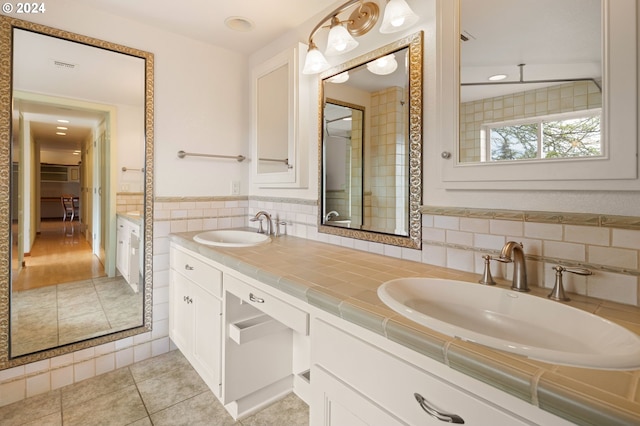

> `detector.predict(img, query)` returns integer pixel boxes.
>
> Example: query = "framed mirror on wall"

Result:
[439,0,638,189]
[318,31,423,249]
[0,16,155,369]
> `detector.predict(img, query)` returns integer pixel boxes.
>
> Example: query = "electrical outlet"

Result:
[231,181,240,195]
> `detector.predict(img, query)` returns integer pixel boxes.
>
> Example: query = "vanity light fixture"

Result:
[302,0,419,74]
[366,53,398,75]
[327,71,350,83]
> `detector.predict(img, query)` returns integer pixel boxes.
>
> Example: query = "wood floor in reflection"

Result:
[12,220,105,292]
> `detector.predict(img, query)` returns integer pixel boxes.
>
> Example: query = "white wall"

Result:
[3,0,250,197]
[250,0,640,216]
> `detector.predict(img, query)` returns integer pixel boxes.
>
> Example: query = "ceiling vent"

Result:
[50,59,77,70]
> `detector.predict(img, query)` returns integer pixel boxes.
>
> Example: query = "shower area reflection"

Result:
[323,101,362,229]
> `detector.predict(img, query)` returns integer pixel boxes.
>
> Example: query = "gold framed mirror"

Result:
[318,31,423,249]
[0,16,154,369]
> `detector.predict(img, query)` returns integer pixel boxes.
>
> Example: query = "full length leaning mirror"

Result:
[0,16,154,369]
[318,31,423,249]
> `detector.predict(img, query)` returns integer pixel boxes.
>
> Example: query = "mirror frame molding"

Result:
[0,16,155,369]
[318,31,423,249]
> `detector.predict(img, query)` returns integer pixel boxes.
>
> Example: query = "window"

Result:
[483,109,602,162]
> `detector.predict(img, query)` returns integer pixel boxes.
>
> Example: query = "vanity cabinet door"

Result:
[191,281,222,397]
[311,366,402,426]
[169,270,193,353]
[312,319,531,426]
[116,218,130,282]
[169,245,223,398]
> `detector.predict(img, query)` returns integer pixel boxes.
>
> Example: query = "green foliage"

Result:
[489,115,601,161]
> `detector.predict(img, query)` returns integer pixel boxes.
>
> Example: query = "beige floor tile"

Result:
[128,350,191,383]
[62,385,147,426]
[150,391,237,426]
[136,364,209,414]
[240,393,309,426]
[0,390,61,426]
[61,368,135,409]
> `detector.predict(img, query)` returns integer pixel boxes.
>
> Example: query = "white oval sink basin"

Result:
[193,230,270,247]
[378,278,640,370]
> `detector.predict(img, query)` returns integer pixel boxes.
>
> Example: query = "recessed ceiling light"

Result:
[488,74,507,81]
[225,16,254,32]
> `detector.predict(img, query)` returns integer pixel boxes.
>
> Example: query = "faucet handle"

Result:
[548,265,592,302]
[250,217,264,234]
[275,220,287,237]
[478,255,497,286]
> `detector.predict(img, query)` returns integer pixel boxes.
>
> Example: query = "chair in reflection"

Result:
[61,195,79,222]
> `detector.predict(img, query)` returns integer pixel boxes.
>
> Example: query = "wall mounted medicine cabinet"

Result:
[251,43,309,188]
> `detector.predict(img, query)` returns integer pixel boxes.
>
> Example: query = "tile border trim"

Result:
[421,206,640,230]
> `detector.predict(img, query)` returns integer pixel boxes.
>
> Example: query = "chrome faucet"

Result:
[251,211,272,235]
[325,210,339,221]
[499,241,529,292]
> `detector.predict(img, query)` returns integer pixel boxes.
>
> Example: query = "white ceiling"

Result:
[67,0,340,55]
[460,0,602,102]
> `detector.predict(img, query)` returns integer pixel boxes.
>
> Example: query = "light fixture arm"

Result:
[306,0,366,45]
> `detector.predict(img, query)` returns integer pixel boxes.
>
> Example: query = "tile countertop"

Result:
[117,212,143,225]
[169,231,640,426]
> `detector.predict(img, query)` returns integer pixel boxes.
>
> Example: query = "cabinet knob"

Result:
[414,393,464,424]
[184,264,195,271]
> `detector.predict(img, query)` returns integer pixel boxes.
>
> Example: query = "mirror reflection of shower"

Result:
[323,101,364,229]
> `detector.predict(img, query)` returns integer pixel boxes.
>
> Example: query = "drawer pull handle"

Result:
[414,393,464,424]
[183,296,193,304]
[184,264,195,271]
[249,293,265,303]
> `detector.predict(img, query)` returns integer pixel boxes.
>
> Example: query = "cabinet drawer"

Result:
[225,274,309,335]
[313,319,529,426]
[170,246,222,297]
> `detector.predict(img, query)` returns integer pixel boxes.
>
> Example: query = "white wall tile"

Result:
[51,366,74,390]
[490,220,523,237]
[588,272,638,305]
[73,360,95,383]
[612,229,640,250]
[422,245,447,267]
[460,217,489,233]
[447,248,475,272]
[565,225,610,246]
[446,230,473,246]
[524,222,563,240]
[115,348,134,369]
[544,241,586,262]
[94,354,115,376]
[588,246,638,270]
[423,227,446,242]
[434,215,459,230]
[26,373,50,398]
[474,233,505,251]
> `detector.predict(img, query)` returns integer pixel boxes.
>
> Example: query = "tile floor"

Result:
[11,276,143,357]
[0,350,309,425]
